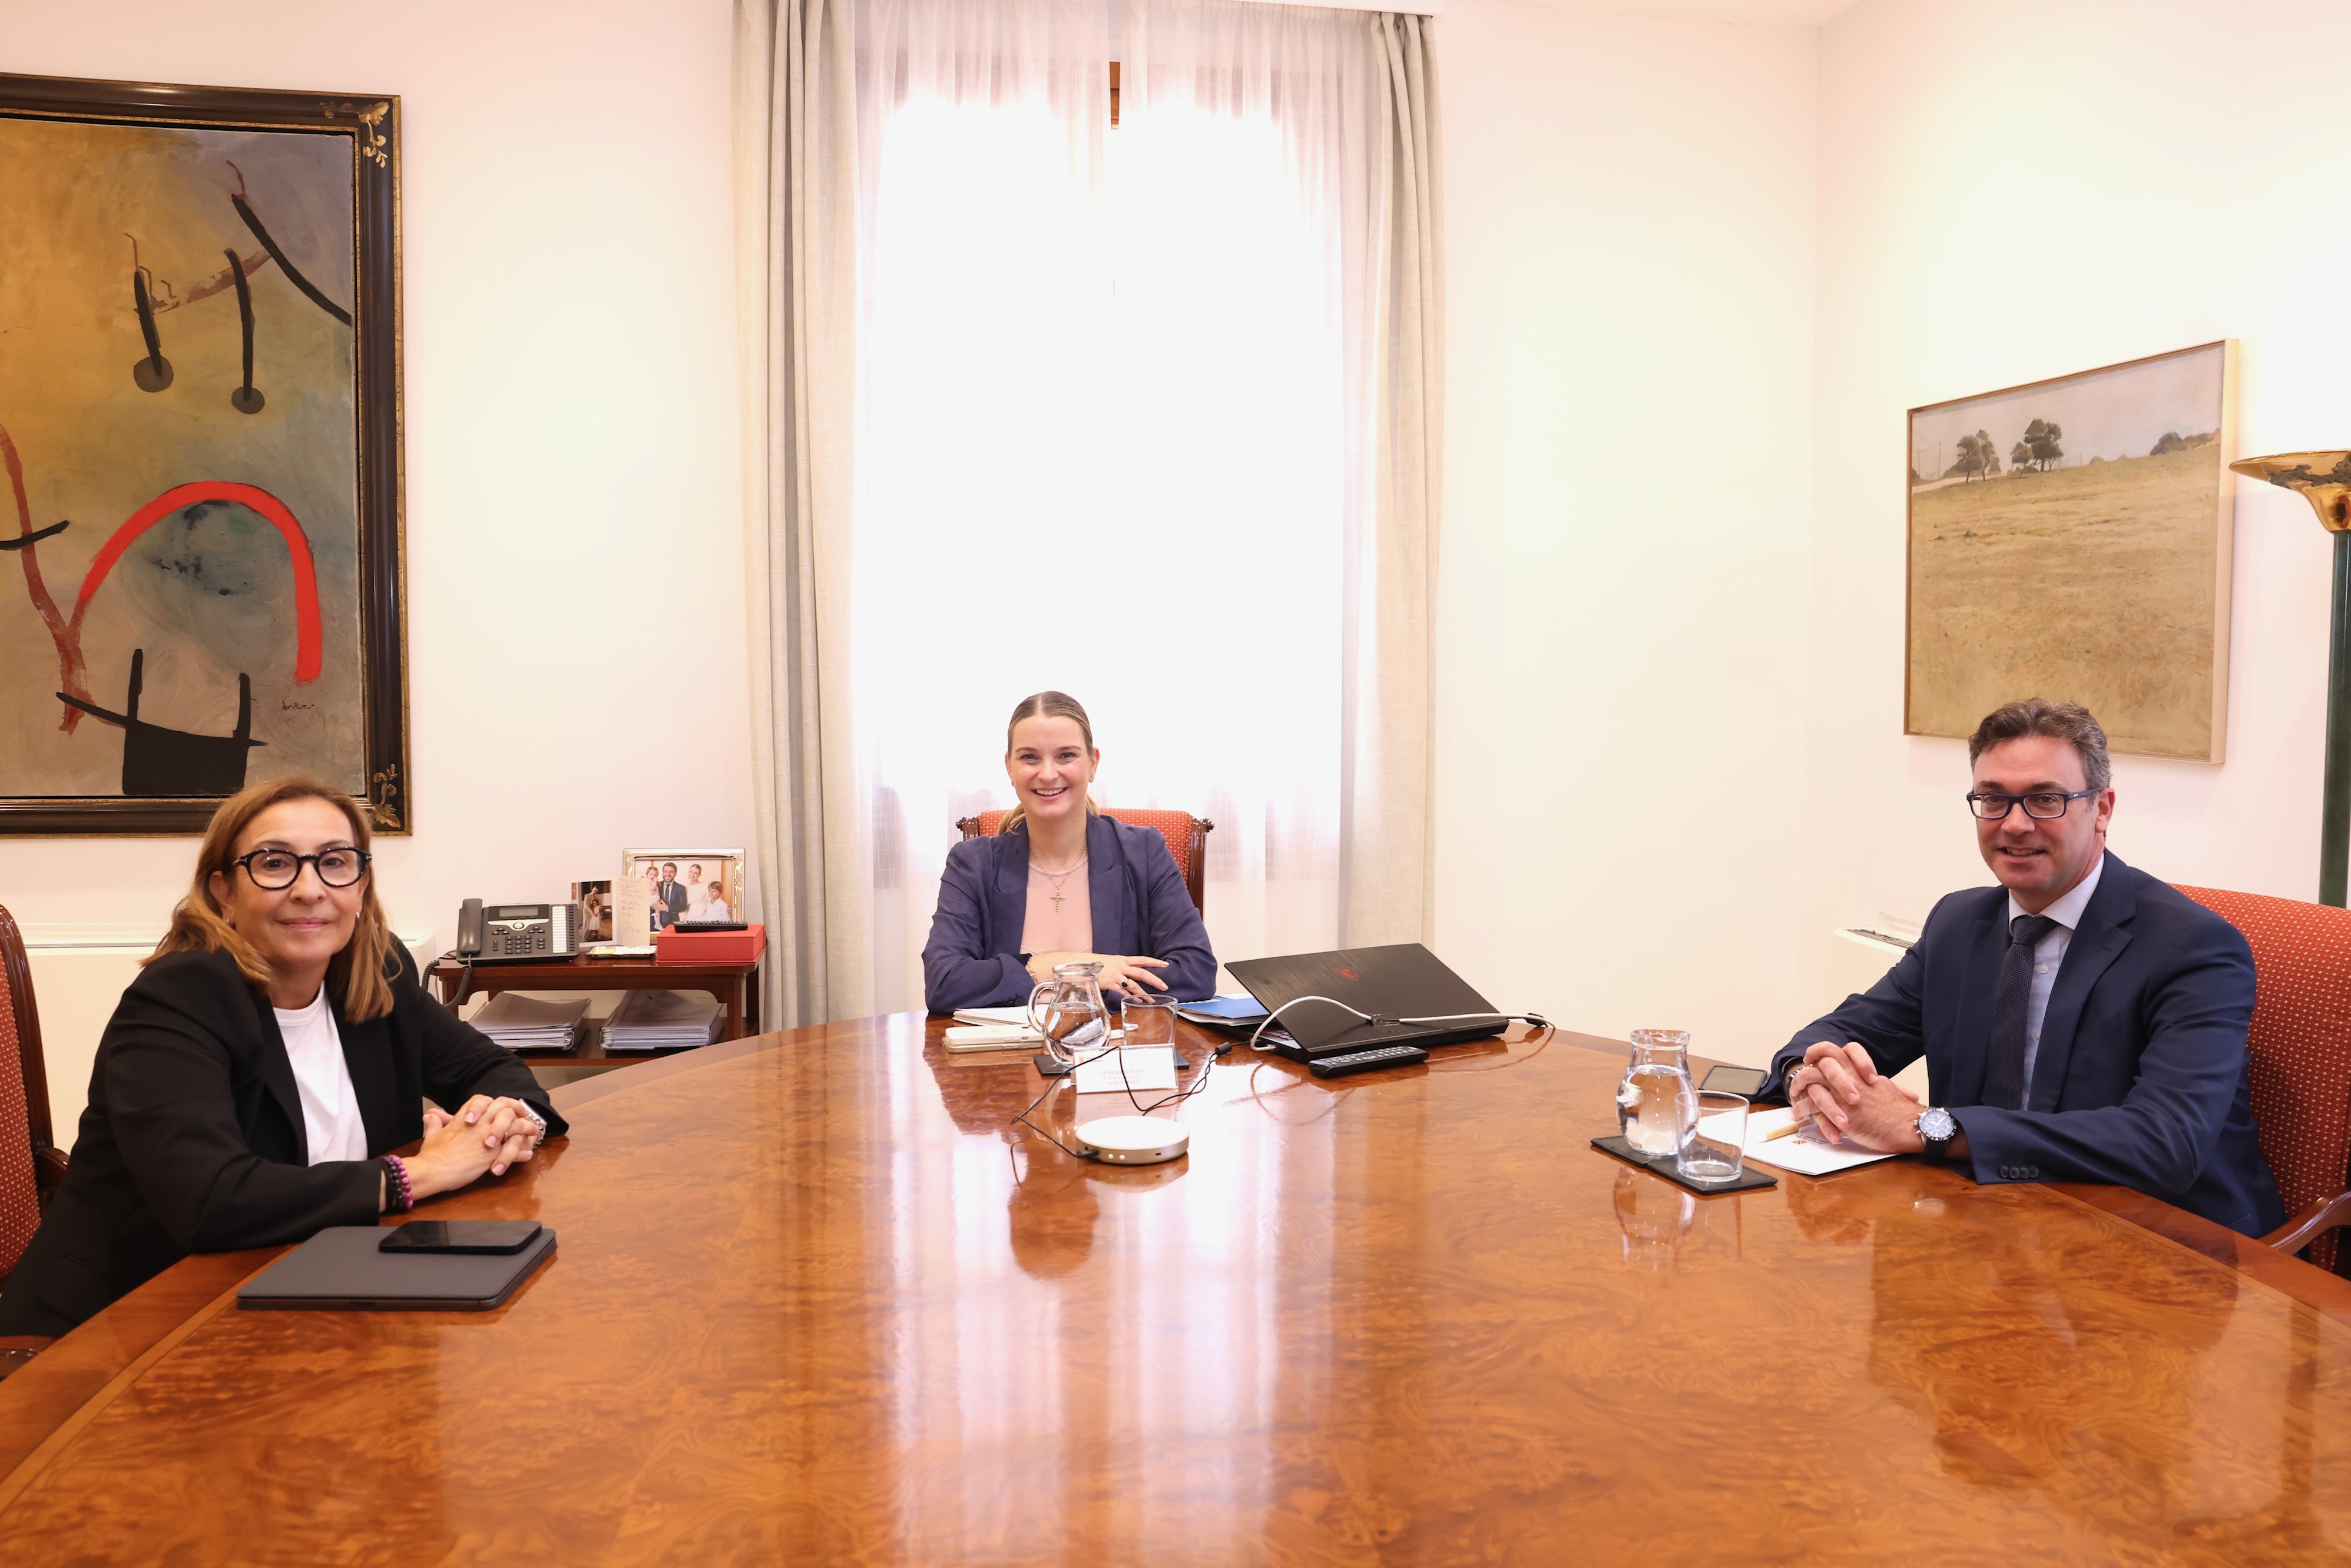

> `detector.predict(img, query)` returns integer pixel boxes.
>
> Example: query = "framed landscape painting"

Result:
[0,72,406,834]
[1906,342,2236,761]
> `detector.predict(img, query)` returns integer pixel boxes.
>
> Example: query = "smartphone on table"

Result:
[378,1220,543,1255]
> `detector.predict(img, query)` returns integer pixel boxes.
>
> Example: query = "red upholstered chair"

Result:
[2174,886,2351,1274]
[954,810,1213,916]
[1,903,65,1377]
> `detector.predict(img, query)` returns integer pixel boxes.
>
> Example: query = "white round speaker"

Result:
[1074,1115,1190,1166]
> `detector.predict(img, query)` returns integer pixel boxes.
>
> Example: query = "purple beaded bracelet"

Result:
[382,1153,414,1213]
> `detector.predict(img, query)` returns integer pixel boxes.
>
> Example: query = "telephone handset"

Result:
[453,900,578,963]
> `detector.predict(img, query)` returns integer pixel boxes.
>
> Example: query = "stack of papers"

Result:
[945,1023,1045,1051]
[604,990,723,1052]
[469,994,589,1053]
[953,1006,1033,1027]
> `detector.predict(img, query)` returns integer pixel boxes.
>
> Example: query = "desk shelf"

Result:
[426,954,763,1086]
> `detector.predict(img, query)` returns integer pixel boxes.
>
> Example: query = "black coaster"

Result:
[1590,1135,1778,1195]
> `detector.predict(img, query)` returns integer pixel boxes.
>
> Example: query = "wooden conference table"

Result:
[3,1016,2350,1564]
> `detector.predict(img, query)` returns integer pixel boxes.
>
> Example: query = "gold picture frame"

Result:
[1906,341,2237,761]
[623,847,746,934]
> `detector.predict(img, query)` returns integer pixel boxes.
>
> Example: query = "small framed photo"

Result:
[623,848,746,933]
[571,880,614,943]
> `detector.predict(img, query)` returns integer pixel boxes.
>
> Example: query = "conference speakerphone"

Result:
[1074,1115,1190,1165]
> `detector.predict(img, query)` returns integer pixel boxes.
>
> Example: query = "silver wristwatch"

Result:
[1916,1106,1956,1164]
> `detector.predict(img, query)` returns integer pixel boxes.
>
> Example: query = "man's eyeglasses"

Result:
[1966,790,2099,821]
[230,848,372,890]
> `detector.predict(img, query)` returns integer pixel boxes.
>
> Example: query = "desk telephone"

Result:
[455,899,580,963]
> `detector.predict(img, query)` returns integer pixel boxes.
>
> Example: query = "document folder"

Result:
[238,1224,558,1311]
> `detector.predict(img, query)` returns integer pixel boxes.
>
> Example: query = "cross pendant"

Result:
[1049,891,1064,910]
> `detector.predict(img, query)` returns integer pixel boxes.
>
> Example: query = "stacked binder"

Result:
[469,994,590,1053]
[604,990,724,1052]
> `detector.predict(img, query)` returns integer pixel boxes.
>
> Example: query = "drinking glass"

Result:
[1676,1091,1748,1185]
[1028,962,1111,1068]
[1118,994,1180,1057]
[1617,1029,1696,1156]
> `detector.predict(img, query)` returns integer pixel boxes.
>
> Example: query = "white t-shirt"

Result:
[273,987,369,1165]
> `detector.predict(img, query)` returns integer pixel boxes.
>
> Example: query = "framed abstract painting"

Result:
[0,71,406,833]
[1906,342,2236,761]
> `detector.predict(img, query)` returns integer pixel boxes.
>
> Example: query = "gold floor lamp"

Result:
[2231,451,2351,906]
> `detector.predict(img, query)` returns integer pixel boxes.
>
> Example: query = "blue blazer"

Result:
[1770,853,2284,1237]
[922,813,1217,1012]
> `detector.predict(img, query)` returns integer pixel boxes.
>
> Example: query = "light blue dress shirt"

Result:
[2005,853,2105,1105]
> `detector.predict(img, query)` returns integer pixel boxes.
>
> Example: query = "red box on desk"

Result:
[655,923,767,965]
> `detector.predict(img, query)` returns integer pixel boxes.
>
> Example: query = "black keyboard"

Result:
[1307,1043,1431,1079]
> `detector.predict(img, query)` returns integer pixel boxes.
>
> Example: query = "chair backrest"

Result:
[2174,884,2351,1272]
[954,810,1213,916]
[0,904,55,1285]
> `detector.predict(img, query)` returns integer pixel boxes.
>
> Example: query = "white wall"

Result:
[0,0,753,1125]
[15,0,2339,1108]
[1434,0,1819,1065]
[1802,0,2351,1007]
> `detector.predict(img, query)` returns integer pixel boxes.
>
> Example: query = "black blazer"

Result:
[1769,853,2284,1236]
[0,944,567,1337]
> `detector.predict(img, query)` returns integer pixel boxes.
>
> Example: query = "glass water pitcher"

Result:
[1028,961,1112,1069]
[1617,1029,1697,1157]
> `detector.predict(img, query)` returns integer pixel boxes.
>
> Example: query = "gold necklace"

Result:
[1032,855,1087,911]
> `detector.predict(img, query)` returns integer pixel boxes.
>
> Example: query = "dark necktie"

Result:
[1982,914,2058,1110]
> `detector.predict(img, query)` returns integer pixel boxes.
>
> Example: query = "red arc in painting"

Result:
[3,420,321,733]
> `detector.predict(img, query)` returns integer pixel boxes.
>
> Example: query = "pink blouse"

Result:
[1019,857,1094,956]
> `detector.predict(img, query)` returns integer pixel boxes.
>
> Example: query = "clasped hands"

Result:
[413,1095,545,1191]
[1787,1042,1920,1153]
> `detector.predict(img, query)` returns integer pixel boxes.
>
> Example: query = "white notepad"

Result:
[953,1006,1034,1027]
[1717,1107,1899,1176]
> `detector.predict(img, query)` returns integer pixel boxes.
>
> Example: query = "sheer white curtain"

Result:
[845,0,1429,1012]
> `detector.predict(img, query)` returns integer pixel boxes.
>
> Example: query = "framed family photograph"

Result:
[0,71,408,833]
[623,848,745,933]
[1906,340,2236,761]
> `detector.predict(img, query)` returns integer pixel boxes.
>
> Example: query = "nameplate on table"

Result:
[1072,1046,1178,1094]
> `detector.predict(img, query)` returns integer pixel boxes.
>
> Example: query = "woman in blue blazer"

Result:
[922,691,1216,1012]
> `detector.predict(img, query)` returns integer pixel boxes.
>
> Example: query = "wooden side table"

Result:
[426,954,763,1080]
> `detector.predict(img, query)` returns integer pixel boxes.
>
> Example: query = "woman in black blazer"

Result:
[0,777,567,1338]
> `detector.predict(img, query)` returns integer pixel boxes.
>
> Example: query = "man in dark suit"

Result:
[1771,698,2283,1237]
[652,861,687,932]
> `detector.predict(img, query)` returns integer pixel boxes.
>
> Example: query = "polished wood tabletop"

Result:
[4,1015,2351,1564]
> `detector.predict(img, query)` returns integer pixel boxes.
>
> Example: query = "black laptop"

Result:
[1224,943,1506,1061]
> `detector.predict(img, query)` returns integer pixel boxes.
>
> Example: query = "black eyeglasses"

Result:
[230,847,372,890]
[1966,790,2099,821]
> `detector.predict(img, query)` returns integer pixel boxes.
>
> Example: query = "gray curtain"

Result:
[736,0,868,1027]
[1340,11,1443,947]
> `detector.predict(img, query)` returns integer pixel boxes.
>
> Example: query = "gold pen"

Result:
[1761,1113,1817,1142]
